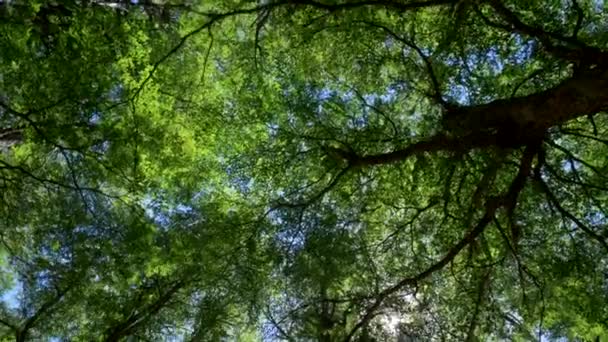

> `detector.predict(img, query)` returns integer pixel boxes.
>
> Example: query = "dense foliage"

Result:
[1,0,608,340]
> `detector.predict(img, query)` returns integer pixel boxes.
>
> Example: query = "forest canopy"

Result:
[1,0,608,340]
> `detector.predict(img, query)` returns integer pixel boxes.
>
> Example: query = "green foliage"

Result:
[0,0,607,340]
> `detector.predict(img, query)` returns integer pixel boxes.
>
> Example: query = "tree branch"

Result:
[535,174,608,252]
[465,268,492,342]
[104,279,186,342]
[484,0,602,63]
[570,0,584,39]
[360,21,446,106]
[16,285,72,342]
[131,0,456,100]
[344,143,537,341]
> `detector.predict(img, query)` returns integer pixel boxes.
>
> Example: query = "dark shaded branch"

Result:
[545,140,608,180]
[0,317,17,331]
[264,307,294,342]
[345,144,537,341]
[0,128,23,144]
[444,70,608,134]
[275,165,351,208]
[494,218,527,299]
[485,0,603,63]
[0,159,120,199]
[330,72,608,170]
[378,200,439,248]
[285,0,455,12]
[546,168,608,192]
[511,68,545,98]
[465,269,491,342]
[536,174,608,252]
[570,0,584,39]
[132,0,456,100]
[560,129,608,146]
[360,21,446,105]
[16,285,72,342]
[104,279,186,342]
[345,207,496,341]
[345,133,482,167]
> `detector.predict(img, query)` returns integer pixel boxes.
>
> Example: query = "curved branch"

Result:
[104,279,186,342]
[131,0,456,100]
[571,0,584,39]
[536,174,608,252]
[16,285,72,342]
[345,206,496,341]
[511,68,545,98]
[0,317,17,331]
[485,0,603,63]
[275,165,351,209]
[344,143,537,341]
[360,21,446,105]
[546,140,608,180]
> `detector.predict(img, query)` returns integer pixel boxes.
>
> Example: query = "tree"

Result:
[1,0,608,340]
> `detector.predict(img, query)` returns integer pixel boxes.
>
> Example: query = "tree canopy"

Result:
[1,0,608,340]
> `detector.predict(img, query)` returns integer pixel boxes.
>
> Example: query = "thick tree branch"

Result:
[322,66,608,170]
[571,0,584,39]
[345,207,496,341]
[444,69,608,133]
[345,144,537,341]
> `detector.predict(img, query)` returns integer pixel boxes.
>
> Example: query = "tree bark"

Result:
[343,64,608,168]
[444,67,608,135]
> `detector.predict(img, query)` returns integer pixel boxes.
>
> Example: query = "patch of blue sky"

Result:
[175,203,193,215]
[0,279,21,310]
[348,115,368,129]
[225,163,254,195]
[266,122,279,137]
[317,88,334,101]
[141,195,195,229]
[561,158,582,173]
[539,331,570,342]
[379,86,399,103]
[586,210,606,226]
[486,47,505,73]
[159,329,186,342]
[107,83,124,102]
[34,269,53,289]
[339,90,355,102]
[448,82,472,105]
[274,228,306,255]
[592,0,604,13]
[91,140,110,154]
[511,36,535,65]
[89,110,102,124]
[266,209,284,226]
